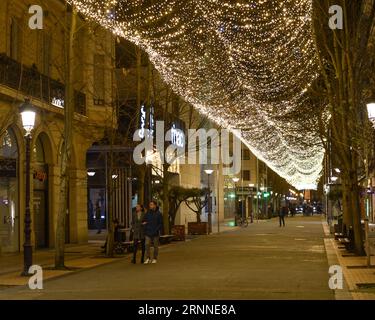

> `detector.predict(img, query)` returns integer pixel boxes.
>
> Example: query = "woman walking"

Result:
[131,204,146,264]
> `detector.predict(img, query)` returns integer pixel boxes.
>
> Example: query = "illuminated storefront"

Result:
[0,128,19,253]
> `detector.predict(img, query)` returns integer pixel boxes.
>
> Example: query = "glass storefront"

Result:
[0,129,19,253]
[86,146,133,231]
[33,136,49,248]
[223,178,235,219]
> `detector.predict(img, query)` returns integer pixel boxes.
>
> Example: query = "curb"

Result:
[321,219,353,300]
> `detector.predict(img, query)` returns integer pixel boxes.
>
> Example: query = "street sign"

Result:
[235,186,257,194]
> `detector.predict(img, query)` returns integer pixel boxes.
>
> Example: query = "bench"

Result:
[338,237,352,251]
[114,240,134,254]
[334,232,345,240]
[159,235,175,245]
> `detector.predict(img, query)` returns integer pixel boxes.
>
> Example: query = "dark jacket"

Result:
[144,209,163,237]
[131,211,145,240]
[114,224,122,242]
[280,206,288,217]
[95,206,101,220]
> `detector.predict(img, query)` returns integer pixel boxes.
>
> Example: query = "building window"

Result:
[242,170,251,181]
[33,137,45,163]
[43,34,51,76]
[37,32,52,76]
[9,17,22,61]
[242,149,250,160]
[94,54,105,105]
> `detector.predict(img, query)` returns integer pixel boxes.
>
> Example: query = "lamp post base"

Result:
[21,244,33,276]
[208,213,212,234]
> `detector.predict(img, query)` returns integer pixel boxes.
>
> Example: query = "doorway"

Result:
[33,189,48,248]
[33,136,49,248]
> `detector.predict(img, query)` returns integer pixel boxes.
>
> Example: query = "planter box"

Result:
[188,222,208,235]
[171,225,185,241]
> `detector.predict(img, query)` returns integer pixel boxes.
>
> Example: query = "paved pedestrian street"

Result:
[0,216,335,300]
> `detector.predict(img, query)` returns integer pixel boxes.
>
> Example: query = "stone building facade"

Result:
[0,0,115,253]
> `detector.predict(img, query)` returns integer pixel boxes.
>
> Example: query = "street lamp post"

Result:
[366,101,375,267]
[19,98,36,276]
[205,169,214,234]
[232,177,240,225]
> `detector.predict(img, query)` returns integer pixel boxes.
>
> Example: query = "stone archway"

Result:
[32,132,53,248]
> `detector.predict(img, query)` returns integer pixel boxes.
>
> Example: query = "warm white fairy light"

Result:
[69,0,324,189]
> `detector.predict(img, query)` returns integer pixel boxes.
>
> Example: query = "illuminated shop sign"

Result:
[51,97,64,108]
[33,169,47,182]
[138,104,146,139]
[170,123,185,148]
[138,105,185,148]
[138,104,155,139]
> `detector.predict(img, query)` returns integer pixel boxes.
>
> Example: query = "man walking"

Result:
[144,200,163,264]
[279,205,288,227]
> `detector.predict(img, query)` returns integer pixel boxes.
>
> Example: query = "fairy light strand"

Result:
[68,0,324,190]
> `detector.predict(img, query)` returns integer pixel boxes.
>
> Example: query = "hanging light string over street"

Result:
[68,0,324,189]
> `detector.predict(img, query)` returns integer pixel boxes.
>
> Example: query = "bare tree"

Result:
[312,0,375,255]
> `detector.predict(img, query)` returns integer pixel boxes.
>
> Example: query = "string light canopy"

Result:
[68,0,324,190]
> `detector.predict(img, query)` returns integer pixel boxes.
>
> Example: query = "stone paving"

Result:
[0,216,335,300]
[322,221,375,300]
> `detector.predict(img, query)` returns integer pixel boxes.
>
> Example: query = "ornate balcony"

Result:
[0,53,86,116]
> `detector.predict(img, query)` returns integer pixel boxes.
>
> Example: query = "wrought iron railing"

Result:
[0,53,86,116]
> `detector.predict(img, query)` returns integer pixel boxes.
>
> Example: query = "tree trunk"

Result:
[55,6,77,269]
[138,165,146,205]
[342,180,352,234]
[162,164,170,234]
[196,212,201,223]
[135,45,146,206]
[106,147,115,257]
[348,178,365,255]
[106,182,114,257]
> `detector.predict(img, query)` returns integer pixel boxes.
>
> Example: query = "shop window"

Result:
[9,17,22,61]
[0,129,18,158]
[0,128,19,252]
[94,54,105,104]
[37,32,52,76]
[33,137,45,163]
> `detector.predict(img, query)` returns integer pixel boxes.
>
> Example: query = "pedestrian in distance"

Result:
[101,219,121,253]
[143,200,163,264]
[131,204,146,264]
[279,205,288,227]
[95,202,102,234]
[309,205,314,216]
[290,205,296,217]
